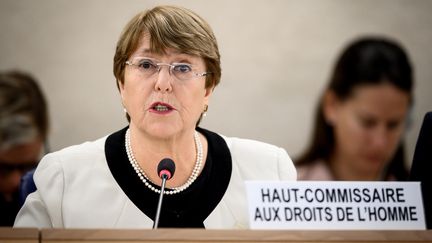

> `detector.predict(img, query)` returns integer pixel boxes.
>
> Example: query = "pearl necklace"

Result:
[125,128,203,195]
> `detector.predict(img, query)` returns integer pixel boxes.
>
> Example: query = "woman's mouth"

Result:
[364,154,386,164]
[150,102,174,113]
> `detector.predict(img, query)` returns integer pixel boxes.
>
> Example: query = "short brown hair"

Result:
[113,5,221,90]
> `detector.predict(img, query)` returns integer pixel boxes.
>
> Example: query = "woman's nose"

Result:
[9,169,23,191]
[371,127,389,149]
[154,67,173,93]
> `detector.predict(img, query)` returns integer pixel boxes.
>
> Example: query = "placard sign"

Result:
[246,181,425,230]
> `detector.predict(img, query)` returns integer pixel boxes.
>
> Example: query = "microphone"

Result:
[153,158,176,229]
[158,158,175,181]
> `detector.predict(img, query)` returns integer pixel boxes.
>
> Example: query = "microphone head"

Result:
[157,158,176,180]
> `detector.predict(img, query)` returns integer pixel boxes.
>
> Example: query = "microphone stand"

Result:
[153,174,168,229]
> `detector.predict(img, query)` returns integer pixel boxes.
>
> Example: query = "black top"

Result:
[105,127,232,228]
[0,191,20,226]
[409,111,432,229]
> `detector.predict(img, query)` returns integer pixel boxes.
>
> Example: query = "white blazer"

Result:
[14,133,296,229]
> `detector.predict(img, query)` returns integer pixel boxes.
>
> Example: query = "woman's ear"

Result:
[203,86,213,103]
[117,80,127,109]
[118,80,125,98]
[323,90,339,126]
[118,80,124,91]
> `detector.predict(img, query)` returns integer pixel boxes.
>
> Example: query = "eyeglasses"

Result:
[0,161,37,176]
[125,57,211,81]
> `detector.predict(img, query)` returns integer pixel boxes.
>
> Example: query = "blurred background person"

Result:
[0,70,49,226]
[295,36,413,181]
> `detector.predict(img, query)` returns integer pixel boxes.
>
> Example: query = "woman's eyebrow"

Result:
[134,48,152,56]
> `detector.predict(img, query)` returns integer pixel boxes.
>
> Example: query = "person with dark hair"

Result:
[14,5,296,229]
[296,36,413,181]
[0,70,49,226]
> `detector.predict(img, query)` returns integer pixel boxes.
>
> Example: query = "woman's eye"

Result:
[387,120,402,130]
[360,118,376,129]
[138,61,155,69]
[174,64,192,73]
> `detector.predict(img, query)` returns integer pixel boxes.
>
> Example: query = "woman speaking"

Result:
[14,5,296,229]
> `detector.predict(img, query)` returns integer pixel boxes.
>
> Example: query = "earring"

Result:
[203,104,208,117]
[123,107,127,113]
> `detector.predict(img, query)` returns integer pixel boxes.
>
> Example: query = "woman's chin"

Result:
[144,124,181,138]
[356,159,385,178]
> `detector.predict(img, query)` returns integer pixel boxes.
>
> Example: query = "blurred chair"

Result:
[18,169,36,206]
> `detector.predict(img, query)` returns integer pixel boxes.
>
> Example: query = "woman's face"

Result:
[119,35,212,139]
[0,137,43,200]
[324,83,410,177]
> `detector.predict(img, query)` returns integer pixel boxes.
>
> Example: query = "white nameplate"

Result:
[246,181,425,230]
